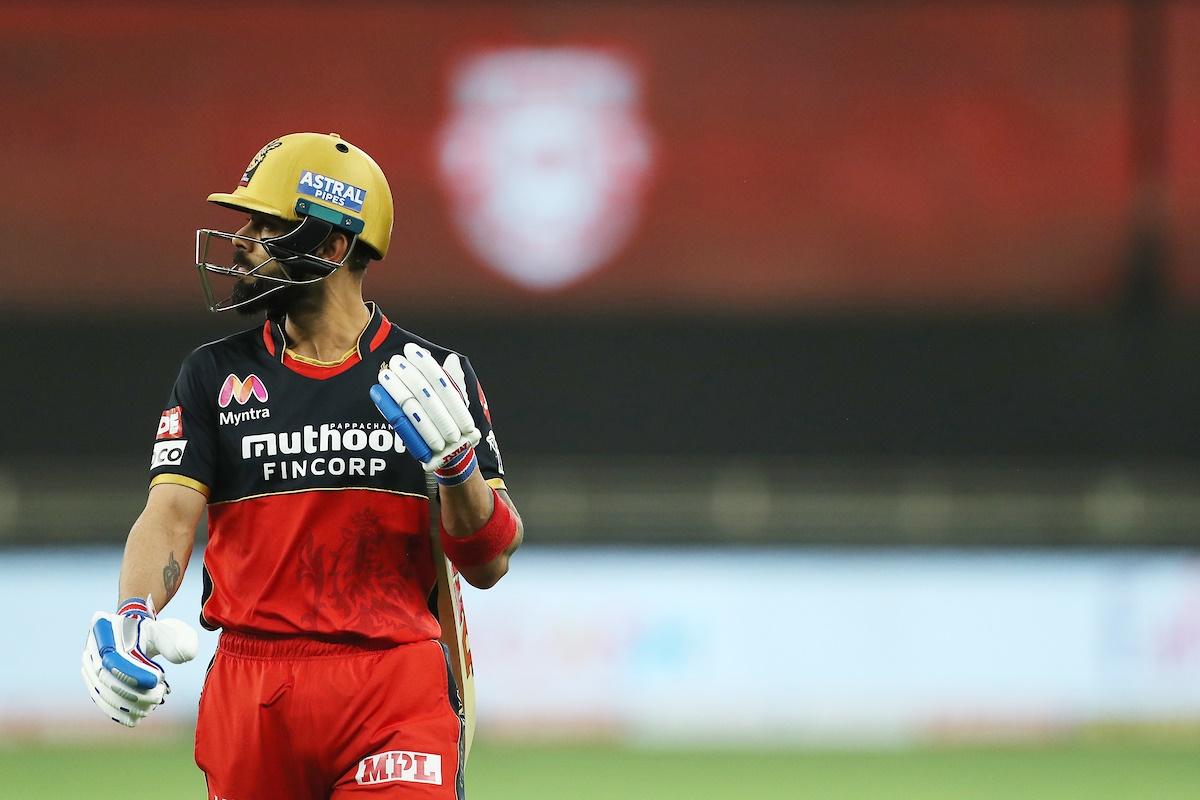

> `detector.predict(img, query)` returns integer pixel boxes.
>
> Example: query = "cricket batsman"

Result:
[80,132,523,798]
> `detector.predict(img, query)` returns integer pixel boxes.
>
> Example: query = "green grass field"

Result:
[1,739,1198,799]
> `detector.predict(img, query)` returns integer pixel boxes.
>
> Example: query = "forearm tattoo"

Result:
[163,551,181,595]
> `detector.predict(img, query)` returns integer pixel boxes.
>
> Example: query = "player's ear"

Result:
[319,230,352,264]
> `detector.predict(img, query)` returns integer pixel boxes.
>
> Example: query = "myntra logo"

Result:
[218,374,268,408]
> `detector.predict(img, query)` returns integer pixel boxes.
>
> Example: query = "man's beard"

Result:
[229,276,322,318]
[229,252,324,318]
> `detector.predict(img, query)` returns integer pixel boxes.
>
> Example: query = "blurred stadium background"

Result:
[3,1,1200,797]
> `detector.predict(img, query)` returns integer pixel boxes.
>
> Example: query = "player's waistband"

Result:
[218,630,426,659]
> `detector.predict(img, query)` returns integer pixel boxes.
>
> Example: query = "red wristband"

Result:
[440,488,518,568]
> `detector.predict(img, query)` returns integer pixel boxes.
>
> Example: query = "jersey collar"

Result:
[261,302,392,378]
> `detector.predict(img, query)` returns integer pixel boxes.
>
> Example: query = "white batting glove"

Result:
[81,597,198,727]
[370,344,482,485]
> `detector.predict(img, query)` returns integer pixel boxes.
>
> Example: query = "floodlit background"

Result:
[2,1,1199,798]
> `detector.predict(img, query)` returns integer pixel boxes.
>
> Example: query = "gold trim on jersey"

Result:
[284,346,358,367]
[485,477,507,491]
[208,485,430,506]
[149,473,211,498]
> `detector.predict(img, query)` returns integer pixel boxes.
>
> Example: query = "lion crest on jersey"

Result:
[437,48,654,290]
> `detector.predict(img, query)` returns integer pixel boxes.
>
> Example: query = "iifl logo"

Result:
[218,374,268,408]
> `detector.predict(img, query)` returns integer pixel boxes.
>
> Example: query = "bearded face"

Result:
[204,213,327,317]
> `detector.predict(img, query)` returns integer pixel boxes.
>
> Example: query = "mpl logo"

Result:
[355,750,442,786]
[438,48,654,290]
[218,374,268,408]
[156,406,184,440]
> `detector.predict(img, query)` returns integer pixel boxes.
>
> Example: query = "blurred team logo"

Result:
[238,139,282,187]
[218,374,269,408]
[156,406,184,440]
[438,48,654,290]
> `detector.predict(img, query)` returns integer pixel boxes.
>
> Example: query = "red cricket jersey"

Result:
[148,303,506,646]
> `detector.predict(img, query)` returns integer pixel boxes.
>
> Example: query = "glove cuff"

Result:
[434,445,478,487]
[117,597,154,620]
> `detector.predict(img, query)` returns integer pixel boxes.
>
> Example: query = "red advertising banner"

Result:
[2,2,1192,312]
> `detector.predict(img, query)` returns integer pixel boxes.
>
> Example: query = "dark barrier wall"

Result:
[3,313,1198,461]
[8,2,1200,312]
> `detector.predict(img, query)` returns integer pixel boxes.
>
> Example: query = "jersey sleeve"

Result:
[148,348,218,497]
[457,355,506,486]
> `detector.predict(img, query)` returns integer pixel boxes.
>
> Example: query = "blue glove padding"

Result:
[92,616,161,691]
[370,384,434,463]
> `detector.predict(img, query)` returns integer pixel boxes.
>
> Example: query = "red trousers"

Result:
[195,632,465,799]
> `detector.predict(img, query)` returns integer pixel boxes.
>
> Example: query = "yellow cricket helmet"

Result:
[208,132,394,259]
[195,133,395,312]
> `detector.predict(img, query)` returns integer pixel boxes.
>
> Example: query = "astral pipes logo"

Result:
[297,170,367,212]
[218,374,268,408]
